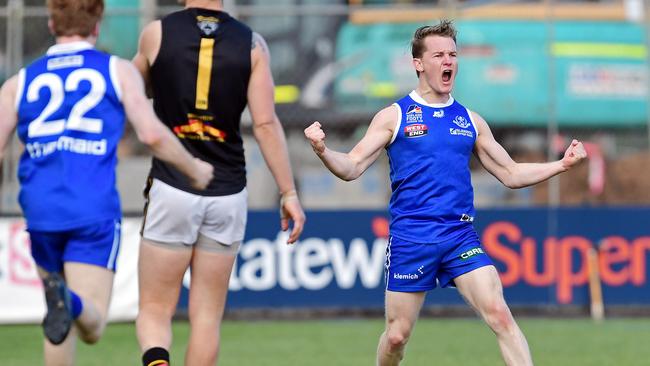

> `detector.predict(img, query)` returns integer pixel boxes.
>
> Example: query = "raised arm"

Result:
[116,58,213,190]
[248,32,304,243]
[472,110,586,189]
[0,75,19,161]
[304,105,396,181]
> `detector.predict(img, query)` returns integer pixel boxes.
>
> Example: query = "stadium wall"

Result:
[1,208,649,323]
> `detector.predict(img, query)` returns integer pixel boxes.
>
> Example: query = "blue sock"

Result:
[69,290,83,319]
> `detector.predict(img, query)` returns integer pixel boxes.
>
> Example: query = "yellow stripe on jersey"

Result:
[195,38,215,110]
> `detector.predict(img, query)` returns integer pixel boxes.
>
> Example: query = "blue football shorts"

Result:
[384,229,493,292]
[29,219,122,273]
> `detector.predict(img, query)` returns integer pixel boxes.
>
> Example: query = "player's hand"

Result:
[561,139,587,170]
[189,158,214,190]
[280,190,305,244]
[304,121,326,156]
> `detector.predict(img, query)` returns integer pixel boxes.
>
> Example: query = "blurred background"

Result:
[0,0,649,332]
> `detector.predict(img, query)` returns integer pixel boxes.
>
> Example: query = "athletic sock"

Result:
[69,290,83,320]
[142,347,170,366]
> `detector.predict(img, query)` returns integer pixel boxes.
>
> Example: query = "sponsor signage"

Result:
[218,208,650,308]
[1,208,649,323]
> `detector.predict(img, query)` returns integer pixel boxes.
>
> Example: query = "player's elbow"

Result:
[339,173,359,182]
[499,165,522,189]
[504,179,522,189]
[136,126,166,148]
[253,117,279,132]
[340,157,364,181]
[329,164,360,182]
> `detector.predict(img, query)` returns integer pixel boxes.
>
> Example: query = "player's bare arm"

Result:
[305,104,396,181]
[117,58,213,190]
[248,31,305,243]
[132,20,161,95]
[472,110,587,189]
[0,75,19,159]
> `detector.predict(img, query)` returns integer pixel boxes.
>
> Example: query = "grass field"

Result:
[1,318,649,365]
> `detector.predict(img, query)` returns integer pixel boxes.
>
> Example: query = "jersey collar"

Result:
[47,41,94,56]
[409,90,454,108]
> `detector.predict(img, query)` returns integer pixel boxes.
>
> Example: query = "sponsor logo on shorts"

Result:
[460,247,484,260]
[393,273,419,280]
[460,214,474,222]
[404,124,428,138]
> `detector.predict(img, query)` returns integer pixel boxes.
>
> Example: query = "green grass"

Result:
[1,318,649,365]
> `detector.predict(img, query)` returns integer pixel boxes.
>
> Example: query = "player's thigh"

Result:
[200,188,247,245]
[61,219,121,313]
[385,290,426,331]
[138,239,193,308]
[64,262,115,316]
[29,231,67,275]
[385,236,441,292]
[436,229,493,289]
[187,242,237,321]
[453,265,505,312]
[141,178,204,245]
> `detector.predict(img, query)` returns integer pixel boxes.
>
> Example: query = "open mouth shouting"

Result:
[442,69,453,83]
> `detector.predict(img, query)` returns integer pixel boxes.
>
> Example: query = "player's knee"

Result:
[78,322,106,344]
[386,328,410,350]
[79,327,105,344]
[483,301,515,333]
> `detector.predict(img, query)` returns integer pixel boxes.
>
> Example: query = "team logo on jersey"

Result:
[197,16,220,37]
[404,124,428,138]
[433,110,444,118]
[452,115,471,128]
[174,114,226,142]
[405,104,424,123]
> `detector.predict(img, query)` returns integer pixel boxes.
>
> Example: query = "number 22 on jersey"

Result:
[25,68,105,138]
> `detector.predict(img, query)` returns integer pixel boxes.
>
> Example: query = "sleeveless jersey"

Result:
[15,42,125,231]
[386,91,479,243]
[149,8,252,196]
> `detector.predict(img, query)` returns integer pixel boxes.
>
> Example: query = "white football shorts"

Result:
[141,178,247,248]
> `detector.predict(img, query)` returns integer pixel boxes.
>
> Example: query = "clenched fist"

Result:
[304,121,326,155]
[189,158,214,190]
[561,139,587,170]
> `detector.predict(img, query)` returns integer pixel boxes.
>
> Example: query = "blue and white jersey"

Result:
[386,91,479,244]
[15,41,125,231]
